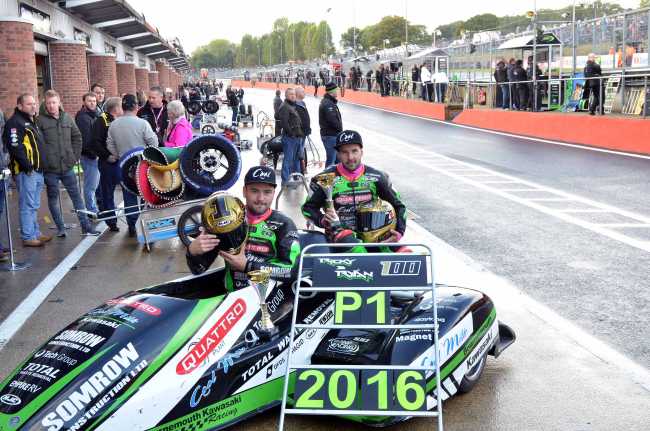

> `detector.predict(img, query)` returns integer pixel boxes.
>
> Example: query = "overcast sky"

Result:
[129,0,641,54]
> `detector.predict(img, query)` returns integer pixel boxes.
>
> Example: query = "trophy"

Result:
[248,269,278,340]
[315,173,337,210]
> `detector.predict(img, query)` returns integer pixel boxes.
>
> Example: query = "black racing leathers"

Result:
[186,209,301,291]
[302,164,407,235]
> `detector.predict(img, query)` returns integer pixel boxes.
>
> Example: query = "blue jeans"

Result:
[15,171,44,241]
[231,106,238,125]
[281,135,301,183]
[321,135,338,167]
[44,169,91,232]
[80,156,100,213]
[296,137,306,173]
[99,160,140,228]
[0,178,6,248]
[499,84,510,109]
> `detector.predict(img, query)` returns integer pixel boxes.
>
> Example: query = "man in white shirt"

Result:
[420,64,433,102]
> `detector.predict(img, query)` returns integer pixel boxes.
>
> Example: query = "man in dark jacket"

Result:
[226,85,239,125]
[91,97,122,232]
[527,57,544,112]
[584,53,603,115]
[411,64,420,97]
[137,86,168,146]
[75,92,100,214]
[295,87,311,175]
[494,59,509,109]
[273,90,283,136]
[38,90,98,237]
[318,82,342,167]
[2,93,52,246]
[277,88,303,185]
[506,58,518,109]
[513,60,528,111]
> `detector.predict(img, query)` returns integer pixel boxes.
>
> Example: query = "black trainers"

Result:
[56,229,67,238]
[81,227,101,236]
[108,224,120,232]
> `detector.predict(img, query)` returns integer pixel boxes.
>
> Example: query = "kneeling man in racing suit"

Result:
[302,130,407,246]
[187,165,301,290]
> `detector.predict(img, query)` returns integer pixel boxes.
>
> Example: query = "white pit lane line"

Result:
[348,122,650,254]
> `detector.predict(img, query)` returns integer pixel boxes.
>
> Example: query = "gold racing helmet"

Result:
[201,192,248,253]
[356,199,397,243]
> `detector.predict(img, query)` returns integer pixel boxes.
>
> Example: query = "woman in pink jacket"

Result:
[165,100,193,147]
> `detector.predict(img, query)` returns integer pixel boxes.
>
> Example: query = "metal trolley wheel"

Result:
[177,205,204,247]
[201,124,217,135]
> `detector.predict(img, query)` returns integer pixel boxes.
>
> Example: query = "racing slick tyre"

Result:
[187,100,202,115]
[177,205,204,247]
[201,124,217,135]
[118,146,144,196]
[179,134,241,197]
[202,100,219,114]
[458,354,487,393]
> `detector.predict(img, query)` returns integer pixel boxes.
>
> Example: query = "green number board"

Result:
[334,291,390,325]
[294,369,427,411]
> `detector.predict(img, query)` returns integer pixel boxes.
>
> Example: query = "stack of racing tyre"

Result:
[119,134,242,208]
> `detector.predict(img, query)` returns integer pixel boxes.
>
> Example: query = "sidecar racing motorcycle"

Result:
[0,232,514,431]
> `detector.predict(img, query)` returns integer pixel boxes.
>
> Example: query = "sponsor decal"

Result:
[327,338,360,354]
[48,330,106,353]
[276,335,291,352]
[418,313,474,368]
[318,258,355,268]
[335,269,373,283]
[246,243,271,254]
[397,333,432,343]
[240,351,274,382]
[267,288,285,314]
[189,348,245,408]
[467,329,494,367]
[8,381,41,394]
[80,317,121,329]
[87,308,139,325]
[176,299,247,375]
[334,193,373,206]
[380,260,422,276]
[318,309,334,325]
[40,342,140,431]
[302,298,334,325]
[251,167,272,180]
[106,299,161,316]
[146,217,175,231]
[18,363,61,383]
[0,394,21,406]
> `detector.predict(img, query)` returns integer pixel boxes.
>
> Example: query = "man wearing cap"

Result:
[187,165,301,291]
[302,130,407,244]
[318,82,342,167]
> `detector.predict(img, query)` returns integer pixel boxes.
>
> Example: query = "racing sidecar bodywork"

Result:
[0,239,514,431]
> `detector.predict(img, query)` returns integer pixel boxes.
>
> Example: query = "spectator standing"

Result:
[2,94,51,246]
[0,107,8,259]
[433,70,449,103]
[295,87,311,175]
[107,94,158,237]
[366,69,373,92]
[420,63,433,102]
[494,59,509,109]
[277,88,303,185]
[38,90,99,237]
[164,100,192,147]
[273,90,283,137]
[513,60,528,111]
[507,58,518,109]
[238,87,245,105]
[411,64,420,98]
[92,83,106,113]
[318,82,342,167]
[91,97,122,232]
[226,85,239,126]
[137,86,169,146]
[75,92,100,214]
[527,57,544,112]
[584,53,603,115]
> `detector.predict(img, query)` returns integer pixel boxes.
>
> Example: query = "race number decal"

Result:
[334,291,389,325]
[294,369,427,411]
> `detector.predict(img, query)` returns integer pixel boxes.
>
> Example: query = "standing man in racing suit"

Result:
[187,165,301,291]
[302,130,407,244]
